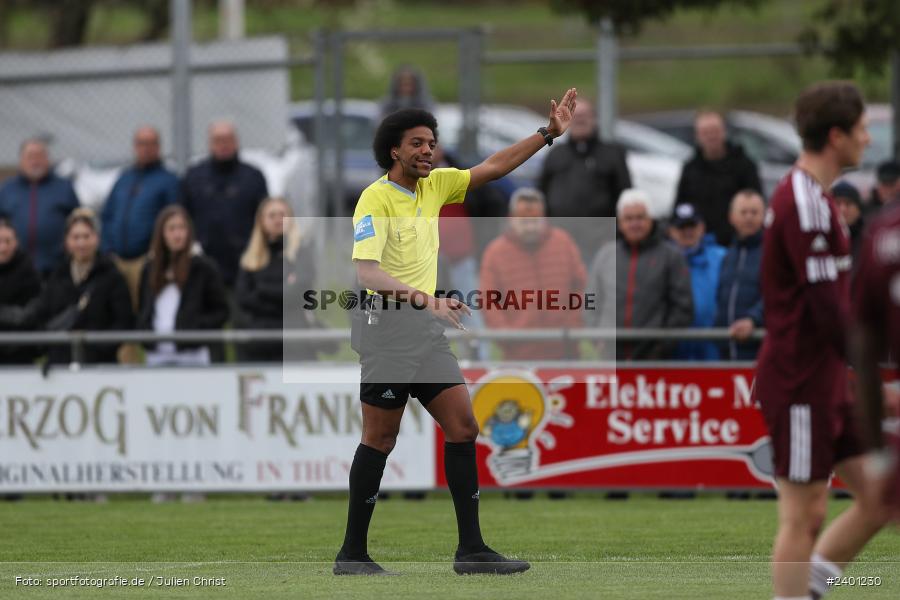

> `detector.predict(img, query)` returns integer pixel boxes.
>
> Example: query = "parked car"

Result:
[613,120,692,161]
[292,99,688,216]
[838,103,892,200]
[555,119,690,217]
[289,99,383,213]
[433,103,546,186]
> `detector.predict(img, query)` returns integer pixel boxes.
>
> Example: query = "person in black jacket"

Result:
[138,205,229,366]
[180,121,268,287]
[0,209,133,365]
[0,219,41,364]
[538,101,631,261]
[673,111,762,247]
[235,197,319,362]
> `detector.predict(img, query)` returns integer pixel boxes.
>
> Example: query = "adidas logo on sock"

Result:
[471,490,480,500]
[381,389,395,399]
[365,495,378,504]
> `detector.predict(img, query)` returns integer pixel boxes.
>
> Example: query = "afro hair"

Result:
[372,108,439,171]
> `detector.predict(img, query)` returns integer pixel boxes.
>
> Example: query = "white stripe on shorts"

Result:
[789,405,811,482]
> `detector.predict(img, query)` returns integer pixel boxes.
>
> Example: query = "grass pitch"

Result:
[0,494,898,599]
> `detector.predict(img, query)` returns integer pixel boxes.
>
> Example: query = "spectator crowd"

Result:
[0,121,319,367]
[0,103,890,366]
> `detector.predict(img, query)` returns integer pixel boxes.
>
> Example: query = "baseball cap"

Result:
[876,160,900,184]
[671,203,702,227]
[831,181,861,208]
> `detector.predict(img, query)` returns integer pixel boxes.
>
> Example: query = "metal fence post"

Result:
[218,0,245,40]
[459,28,483,165]
[313,29,329,218]
[892,50,900,160]
[70,332,85,366]
[171,0,193,173]
[331,32,345,218]
[597,18,617,143]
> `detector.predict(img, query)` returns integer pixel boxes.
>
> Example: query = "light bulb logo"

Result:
[471,371,556,482]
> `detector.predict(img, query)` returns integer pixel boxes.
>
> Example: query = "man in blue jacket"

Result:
[714,190,765,360]
[102,126,178,306]
[180,120,268,287]
[669,203,726,361]
[0,139,79,278]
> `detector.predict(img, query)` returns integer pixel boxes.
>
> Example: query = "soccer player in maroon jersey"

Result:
[755,81,889,600]
[852,202,900,523]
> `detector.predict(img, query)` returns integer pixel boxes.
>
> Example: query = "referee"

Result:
[334,88,577,576]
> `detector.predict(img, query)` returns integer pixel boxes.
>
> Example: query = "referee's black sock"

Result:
[444,441,486,554]
[339,443,388,559]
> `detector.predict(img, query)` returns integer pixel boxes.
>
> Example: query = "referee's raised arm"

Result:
[467,87,577,190]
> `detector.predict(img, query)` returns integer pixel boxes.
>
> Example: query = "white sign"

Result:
[0,366,434,493]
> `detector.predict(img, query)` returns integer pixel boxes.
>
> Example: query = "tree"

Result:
[0,0,95,48]
[550,0,765,34]
[0,0,215,48]
[800,0,900,76]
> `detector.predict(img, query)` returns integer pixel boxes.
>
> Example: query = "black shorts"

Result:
[351,298,465,409]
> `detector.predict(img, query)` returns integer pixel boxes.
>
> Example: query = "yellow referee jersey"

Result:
[351,167,470,296]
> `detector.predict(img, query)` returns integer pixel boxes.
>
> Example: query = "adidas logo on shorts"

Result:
[471,490,480,500]
[811,234,828,252]
[365,495,378,504]
[381,389,395,399]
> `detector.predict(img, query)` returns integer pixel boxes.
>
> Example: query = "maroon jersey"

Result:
[757,168,852,390]
[854,202,900,370]
[854,202,900,509]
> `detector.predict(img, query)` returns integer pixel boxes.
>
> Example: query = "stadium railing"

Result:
[0,328,766,364]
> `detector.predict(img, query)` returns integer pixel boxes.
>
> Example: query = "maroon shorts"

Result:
[887,433,900,516]
[754,362,865,482]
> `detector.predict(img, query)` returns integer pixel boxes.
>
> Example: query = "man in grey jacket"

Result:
[586,189,693,360]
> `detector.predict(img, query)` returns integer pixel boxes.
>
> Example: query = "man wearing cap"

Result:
[668,202,726,360]
[832,181,865,262]
[867,159,900,220]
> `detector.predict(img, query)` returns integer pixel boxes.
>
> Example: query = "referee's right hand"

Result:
[428,297,472,330]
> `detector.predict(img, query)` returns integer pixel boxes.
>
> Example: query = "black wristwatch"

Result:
[537,126,553,146]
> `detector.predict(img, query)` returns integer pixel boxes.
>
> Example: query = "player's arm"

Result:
[467,88,577,190]
[851,323,886,450]
[850,229,888,450]
[355,259,427,304]
[850,227,898,501]
[355,260,471,329]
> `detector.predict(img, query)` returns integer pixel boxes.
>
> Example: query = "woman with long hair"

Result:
[0,218,41,364]
[137,205,228,366]
[0,208,133,365]
[235,197,318,362]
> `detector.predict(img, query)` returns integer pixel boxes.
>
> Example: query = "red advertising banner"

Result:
[435,366,893,491]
